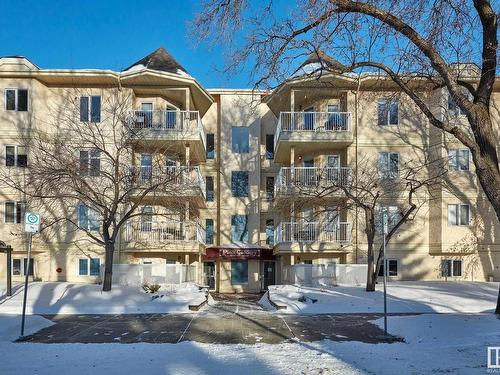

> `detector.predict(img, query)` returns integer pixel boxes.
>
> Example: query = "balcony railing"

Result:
[127,110,206,148]
[275,167,352,194]
[131,165,206,199]
[125,220,206,244]
[276,221,352,244]
[275,111,352,147]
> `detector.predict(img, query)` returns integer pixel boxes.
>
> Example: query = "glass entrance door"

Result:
[263,261,276,290]
[203,262,216,290]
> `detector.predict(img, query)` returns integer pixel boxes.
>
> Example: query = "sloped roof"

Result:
[123,47,191,77]
[292,49,347,78]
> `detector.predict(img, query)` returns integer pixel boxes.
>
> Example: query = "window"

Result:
[206,134,215,159]
[378,259,398,277]
[79,149,101,176]
[441,259,462,277]
[140,154,152,181]
[78,204,100,231]
[378,206,400,233]
[231,260,248,284]
[80,96,101,122]
[79,258,100,276]
[448,149,470,171]
[5,145,27,167]
[265,134,274,160]
[265,177,274,201]
[232,127,249,153]
[12,258,33,276]
[206,219,214,244]
[231,171,249,197]
[377,99,399,126]
[448,90,473,116]
[206,176,214,202]
[448,204,470,226]
[378,152,400,178]
[265,219,274,245]
[5,89,28,111]
[4,201,24,224]
[140,206,153,232]
[231,215,248,242]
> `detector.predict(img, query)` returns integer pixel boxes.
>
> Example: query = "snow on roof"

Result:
[122,47,192,78]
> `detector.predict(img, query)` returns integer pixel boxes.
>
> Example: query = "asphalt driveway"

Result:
[19,293,403,344]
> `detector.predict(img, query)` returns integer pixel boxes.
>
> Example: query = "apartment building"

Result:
[0,47,499,293]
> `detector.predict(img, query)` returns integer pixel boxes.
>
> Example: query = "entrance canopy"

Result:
[204,243,275,260]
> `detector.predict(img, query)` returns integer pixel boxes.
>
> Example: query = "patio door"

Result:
[140,154,152,181]
[203,262,216,290]
[140,102,153,128]
[304,106,314,130]
[326,155,340,183]
[325,207,340,241]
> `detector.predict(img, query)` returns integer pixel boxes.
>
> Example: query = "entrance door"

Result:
[263,261,276,290]
[203,262,216,290]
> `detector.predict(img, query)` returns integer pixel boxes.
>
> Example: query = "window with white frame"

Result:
[378,152,400,178]
[140,206,153,232]
[448,149,470,171]
[79,149,101,176]
[5,145,27,167]
[80,96,101,122]
[78,258,100,276]
[448,204,470,226]
[378,259,398,277]
[4,201,24,224]
[377,99,399,126]
[441,259,462,277]
[448,89,473,117]
[78,204,100,231]
[12,258,33,276]
[5,89,28,111]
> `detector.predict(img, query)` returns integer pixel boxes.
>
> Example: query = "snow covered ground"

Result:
[266,281,499,314]
[0,313,497,374]
[0,282,207,315]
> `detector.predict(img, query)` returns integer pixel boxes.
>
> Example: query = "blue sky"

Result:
[0,0,252,88]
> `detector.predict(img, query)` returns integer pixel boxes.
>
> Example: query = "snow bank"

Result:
[0,314,53,342]
[269,281,499,314]
[0,282,206,315]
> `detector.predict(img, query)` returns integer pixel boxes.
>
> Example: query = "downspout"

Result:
[354,75,361,264]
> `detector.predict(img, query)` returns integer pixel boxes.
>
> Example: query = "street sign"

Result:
[24,212,40,233]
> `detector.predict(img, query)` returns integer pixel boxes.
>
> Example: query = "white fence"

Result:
[276,221,352,244]
[111,264,197,287]
[282,264,367,287]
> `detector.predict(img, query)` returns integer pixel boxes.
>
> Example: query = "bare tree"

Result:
[192,0,500,311]
[0,88,194,291]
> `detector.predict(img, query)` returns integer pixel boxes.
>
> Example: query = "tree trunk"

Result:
[102,241,115,292]
[366,242,376,291]
[365,210,376,291]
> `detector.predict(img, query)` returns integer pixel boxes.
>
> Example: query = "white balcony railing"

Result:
[131,165,206,199]
[275,111,352,148]
[276,221,352,244]
[275,167,351,194]
[127,110,206,149]
[126,220,206,244]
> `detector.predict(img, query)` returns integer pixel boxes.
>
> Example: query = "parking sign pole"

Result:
[383,231,387,335]
[20,232,32,337]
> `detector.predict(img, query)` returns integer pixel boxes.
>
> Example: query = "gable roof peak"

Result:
[123,47,191,77]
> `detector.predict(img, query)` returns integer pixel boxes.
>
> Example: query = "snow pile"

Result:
[121,64,146,74]
[268,281,499,314]
[0,282,206,315]
[257,291,276,311]
[0,315,53,342]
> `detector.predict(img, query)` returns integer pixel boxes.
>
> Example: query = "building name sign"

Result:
[219,248,261,258]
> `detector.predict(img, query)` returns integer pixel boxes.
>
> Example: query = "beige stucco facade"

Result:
[0,49,499,293]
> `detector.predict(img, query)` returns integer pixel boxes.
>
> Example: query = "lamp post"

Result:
[382,212,388,336]
[0,241,13,297]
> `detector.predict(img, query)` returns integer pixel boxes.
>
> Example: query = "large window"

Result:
[5,89,28,112]
[265,177,274,201]
[80,96,101,122]
[441,259,462,277]
[231,214,248,242]
[79,258,100,276]
[5,145,27,167]
[378,152,400,178]
[448,204,470,226]
[4,201,24,224]
[206,176,214,202]
[232,127,249,153]
[378,259,398,277]
[12,258,33,276]
[206,219,214,244]
[206,134,215,159]
[231,260,248,284]
[79,149,101,176]
[78,204,100,231]
[266,219,274,245]
[448,149,470,171]
[231,171,249,197]
[265,134,274,160]
[377,99,399,126]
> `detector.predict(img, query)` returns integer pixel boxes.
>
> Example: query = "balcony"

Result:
[275,221,352,252]
[123,220,205,253]
[129,165,206,206]
[127,110,207,162]
[275,167,352,199]
[274,112,353,163]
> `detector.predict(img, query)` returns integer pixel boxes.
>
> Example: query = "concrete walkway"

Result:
[19,293,402,344]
